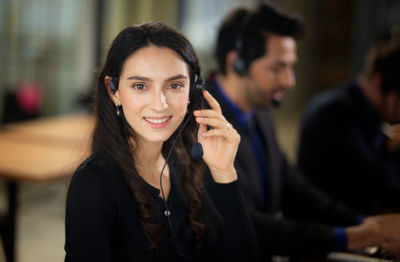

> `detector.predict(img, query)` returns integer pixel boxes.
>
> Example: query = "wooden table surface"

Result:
[0,114,94,182]
[0,114,95,262]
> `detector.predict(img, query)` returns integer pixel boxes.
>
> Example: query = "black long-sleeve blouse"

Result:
[65,151,259,262]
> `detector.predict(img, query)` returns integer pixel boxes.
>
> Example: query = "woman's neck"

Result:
[134,140,168,186]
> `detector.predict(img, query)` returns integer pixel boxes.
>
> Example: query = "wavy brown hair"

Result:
[91,22,205,250]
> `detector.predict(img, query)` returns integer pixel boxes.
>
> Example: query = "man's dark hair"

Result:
[361,37,400,94]
[215,2,304,74]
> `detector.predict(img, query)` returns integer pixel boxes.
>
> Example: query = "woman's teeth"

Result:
[145,117,170,124]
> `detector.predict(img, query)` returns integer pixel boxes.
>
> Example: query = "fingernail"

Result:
[194,110,200,116]
[196,117,203,122]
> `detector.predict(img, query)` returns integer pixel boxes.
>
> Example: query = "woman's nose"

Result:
[151,90,168,111]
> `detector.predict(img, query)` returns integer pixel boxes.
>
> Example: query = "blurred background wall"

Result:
[1,0,399,158]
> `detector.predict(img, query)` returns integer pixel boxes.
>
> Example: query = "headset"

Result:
[108,77,118,92]
[189,74,205,159]
[232,13,283,107]
[160,72,203,259]
[233,12,254,75]
[160,72,204,259]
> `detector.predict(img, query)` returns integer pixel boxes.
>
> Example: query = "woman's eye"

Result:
[169,83,183,90]
[132,84,146,90]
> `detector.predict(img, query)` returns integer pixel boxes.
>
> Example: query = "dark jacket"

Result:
[207,74,359,259]
[298,82,400,214]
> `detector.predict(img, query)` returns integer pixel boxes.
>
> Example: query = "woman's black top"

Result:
[65,151,259,261]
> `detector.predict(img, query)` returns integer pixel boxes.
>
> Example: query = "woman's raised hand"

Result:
[194,90,240,183]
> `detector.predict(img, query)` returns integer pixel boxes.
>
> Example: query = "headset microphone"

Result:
[191,141,203,159]
[271,98,281,107]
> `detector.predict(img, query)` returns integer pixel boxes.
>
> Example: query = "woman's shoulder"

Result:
[66,151,135,227]
[70,150,124,190]
[78,150,118,169]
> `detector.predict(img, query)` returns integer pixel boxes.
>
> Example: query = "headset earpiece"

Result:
[233,58,248,75]
[109,77,118,92]
[194,77,204,98]
[190,74,204,105]
[233,12,254,76]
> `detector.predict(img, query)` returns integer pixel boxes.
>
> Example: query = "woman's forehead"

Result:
[120,46,190,80]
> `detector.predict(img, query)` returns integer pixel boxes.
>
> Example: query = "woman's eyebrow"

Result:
[165,74,188,82]
[126,74,188,82]
[126,75,152,81]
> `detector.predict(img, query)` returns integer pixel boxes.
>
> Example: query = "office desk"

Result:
[0,114,93,262]
[328,252,395,262]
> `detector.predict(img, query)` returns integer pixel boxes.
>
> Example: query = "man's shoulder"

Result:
[304,83,356,119]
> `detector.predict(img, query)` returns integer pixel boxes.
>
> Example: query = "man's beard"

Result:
[244,80,282,109]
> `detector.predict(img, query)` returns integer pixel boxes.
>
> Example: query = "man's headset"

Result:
[108,72,205,160]
[232,13,283,107]
[233,13,254,76]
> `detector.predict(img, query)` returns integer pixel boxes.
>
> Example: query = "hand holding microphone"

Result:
[193,90,240,183]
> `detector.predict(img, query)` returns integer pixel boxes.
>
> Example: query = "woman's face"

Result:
[112,46,191,145]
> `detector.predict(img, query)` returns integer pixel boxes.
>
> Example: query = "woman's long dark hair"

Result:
[92,22,205,250]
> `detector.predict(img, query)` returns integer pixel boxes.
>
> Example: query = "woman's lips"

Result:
[143,116,172,128]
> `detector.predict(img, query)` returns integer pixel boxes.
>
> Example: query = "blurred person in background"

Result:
[1,82,43,124]
[298,37,400,215]
[206,2,400,260]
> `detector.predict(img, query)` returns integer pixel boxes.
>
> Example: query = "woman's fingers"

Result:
[202,90,222,113]
[193,90,238,140]
[195,115,237,139]
[198,122,207,135]
[201,127,236,137]
[194,108,235,133]
[195,116,227,130]
[201,127,240,143]
[194,109,224,118]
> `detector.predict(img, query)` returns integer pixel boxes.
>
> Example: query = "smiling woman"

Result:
[64,22,259,261]
[107,47,191,144]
